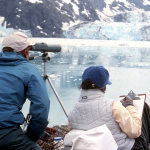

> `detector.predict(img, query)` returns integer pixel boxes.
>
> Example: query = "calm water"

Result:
[20,40,150,126]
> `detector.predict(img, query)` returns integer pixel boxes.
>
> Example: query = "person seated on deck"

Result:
[0,32,50,150]
[63,66,150,150]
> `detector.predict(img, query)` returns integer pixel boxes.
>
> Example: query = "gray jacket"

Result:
[68,89,135,150]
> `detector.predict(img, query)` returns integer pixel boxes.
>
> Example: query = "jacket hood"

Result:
[0,52,27,66]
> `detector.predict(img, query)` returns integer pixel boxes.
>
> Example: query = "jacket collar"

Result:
[0,52,27,66]
[79,89,104,101]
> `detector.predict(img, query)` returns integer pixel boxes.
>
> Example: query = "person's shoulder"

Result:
[112,100,122,109]
[22,61,37,69]
[21,61,40,75]
[104,97,115,105]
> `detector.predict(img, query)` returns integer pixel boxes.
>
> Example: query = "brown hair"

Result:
[80,79,100,90]
[2,47,14,52]
[80,79,106,92]
[2,46,30,58]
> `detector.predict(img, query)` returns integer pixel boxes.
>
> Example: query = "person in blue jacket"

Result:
[0,32,50,150]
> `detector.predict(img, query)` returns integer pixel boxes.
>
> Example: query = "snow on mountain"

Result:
[61,0,80,15]
[25,0,43,4]
[143,0,150,5]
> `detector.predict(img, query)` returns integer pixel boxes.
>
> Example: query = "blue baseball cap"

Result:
[82,66,112,88]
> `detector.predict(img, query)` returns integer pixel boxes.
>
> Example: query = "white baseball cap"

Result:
[2,32,33,52]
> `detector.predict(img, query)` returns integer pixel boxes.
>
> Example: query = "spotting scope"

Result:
[29,42,61,53]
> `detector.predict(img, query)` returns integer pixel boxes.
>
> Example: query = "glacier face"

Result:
[63,21,150,40]
[63,11,150,40]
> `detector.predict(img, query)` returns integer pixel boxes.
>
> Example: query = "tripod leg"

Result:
[47,76,68,118]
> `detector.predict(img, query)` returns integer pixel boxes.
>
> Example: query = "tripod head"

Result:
[41,52,51,82]
[42,52,50,62]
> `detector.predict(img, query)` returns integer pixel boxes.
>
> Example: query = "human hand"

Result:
[120,96,133,107]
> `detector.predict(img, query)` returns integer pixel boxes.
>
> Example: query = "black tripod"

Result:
[41,52,68,118]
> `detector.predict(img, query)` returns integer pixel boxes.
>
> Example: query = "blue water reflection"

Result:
[22,45,150,125]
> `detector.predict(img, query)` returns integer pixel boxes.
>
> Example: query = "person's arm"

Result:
[25,70,50,141]
[112,101,141,138]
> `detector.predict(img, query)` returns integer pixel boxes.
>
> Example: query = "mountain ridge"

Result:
[0,0,150,37]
